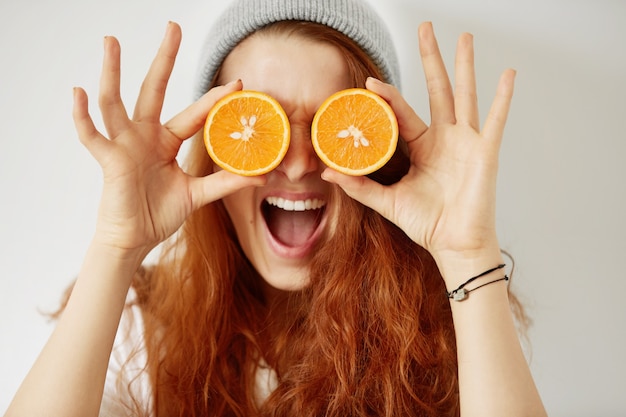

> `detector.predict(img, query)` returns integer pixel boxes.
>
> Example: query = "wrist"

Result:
[87,236,151,278]
[432,245,505,290]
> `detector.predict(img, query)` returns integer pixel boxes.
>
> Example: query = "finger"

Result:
[73,87,111,162]
[133,22,182,122]
[365,77,428,144]
[454,33,479,130]
[98,36,130,137]
[165,79,243,140]
[482,69,516,145]
[321,168,396,222]
[418,22,455,125]
[188,169,267,210]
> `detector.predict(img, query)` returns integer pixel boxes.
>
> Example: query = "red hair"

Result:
[122,21,509,417]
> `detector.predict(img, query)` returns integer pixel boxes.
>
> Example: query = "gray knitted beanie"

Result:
[194,0,400,99]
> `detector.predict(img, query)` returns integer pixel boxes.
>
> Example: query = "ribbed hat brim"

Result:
[194,0,400,100]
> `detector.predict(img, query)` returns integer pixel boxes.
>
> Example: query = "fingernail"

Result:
[320,168,333,182]
[225,79,241,87]
[367,77,384,86]
[163,21,180,40]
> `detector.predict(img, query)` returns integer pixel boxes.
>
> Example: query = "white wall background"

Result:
[1,0,624,415]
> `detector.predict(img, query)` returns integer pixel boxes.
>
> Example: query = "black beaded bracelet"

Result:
[447,264,508,301]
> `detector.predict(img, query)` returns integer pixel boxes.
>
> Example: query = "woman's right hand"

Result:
[73,22,264,257]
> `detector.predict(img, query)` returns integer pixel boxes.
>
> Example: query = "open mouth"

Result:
[261,196,326,249]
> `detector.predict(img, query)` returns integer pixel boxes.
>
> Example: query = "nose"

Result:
[275,125,320,182]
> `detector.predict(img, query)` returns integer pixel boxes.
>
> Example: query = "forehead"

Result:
[218,31,353,114]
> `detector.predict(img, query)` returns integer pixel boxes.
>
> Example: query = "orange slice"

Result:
[311,88,398,176]
[204,90,290,176]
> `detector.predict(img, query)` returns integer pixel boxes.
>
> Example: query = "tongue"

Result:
[267,207,319,247]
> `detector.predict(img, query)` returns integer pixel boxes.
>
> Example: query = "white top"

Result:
[99,294,278,416]
[99,299,151,417]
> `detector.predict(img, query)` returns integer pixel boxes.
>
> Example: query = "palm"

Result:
[324,23,515,261]
[73,23,263,253]
[93,121,192,250]
[391,123,499,253]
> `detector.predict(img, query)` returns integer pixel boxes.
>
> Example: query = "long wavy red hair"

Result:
[121,21,483,417]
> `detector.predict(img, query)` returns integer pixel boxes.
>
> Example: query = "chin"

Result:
[258,265,311,293]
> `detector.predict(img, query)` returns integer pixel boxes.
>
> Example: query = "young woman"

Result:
[5,0,547,416]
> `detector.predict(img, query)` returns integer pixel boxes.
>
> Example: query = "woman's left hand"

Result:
[322,22,515,282]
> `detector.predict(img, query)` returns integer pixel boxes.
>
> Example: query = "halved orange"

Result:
[311,88,398,176]
[204,90,290,176]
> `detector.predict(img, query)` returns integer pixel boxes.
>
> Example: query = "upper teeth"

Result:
[265,197,326,211]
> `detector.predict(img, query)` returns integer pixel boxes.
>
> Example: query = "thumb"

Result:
[322,168,395,221]
[188,170,266,211]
